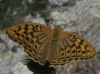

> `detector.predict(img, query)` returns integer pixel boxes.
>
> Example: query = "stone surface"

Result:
[49,0,69,6]
[24,14,46,25]
[0,0,100,74]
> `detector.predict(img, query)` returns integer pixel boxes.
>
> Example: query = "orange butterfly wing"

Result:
[6,22,52,65]
[50,31,96,67]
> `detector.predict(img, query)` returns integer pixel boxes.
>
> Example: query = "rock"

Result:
[49,0,69,6]
[24,14,46,25]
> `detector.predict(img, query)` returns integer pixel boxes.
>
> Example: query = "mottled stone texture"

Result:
[0,0,100,74]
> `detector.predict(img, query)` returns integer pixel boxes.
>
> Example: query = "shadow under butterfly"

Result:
[6,22,96,74]
[22,56,57,74]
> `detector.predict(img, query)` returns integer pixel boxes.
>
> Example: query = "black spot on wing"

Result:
[36,25,39,30]
[67,50,70,53]
[32,25,38,32]
[35,45,37,49]
[26,37,29,41]
[28,45,31,49]
[30,32,34,37]
[22,34,25,38]
[16,33,20,36]
[72,50,76,53]
[79,39,84,45]
[31,40,34,44]
[67,34,72,38]
[82,51,86,54]
[14,30,17,33]
[24,24,28,30]
[40,25,44,30]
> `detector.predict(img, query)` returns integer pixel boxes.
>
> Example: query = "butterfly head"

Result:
[51,25,62,40]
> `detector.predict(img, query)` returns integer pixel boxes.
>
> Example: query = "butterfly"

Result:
[6,22,96,67]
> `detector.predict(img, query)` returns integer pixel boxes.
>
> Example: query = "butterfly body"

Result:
[6,22,96,67]
[42,25,62,63]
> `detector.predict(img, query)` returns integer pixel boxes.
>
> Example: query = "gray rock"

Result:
[49,0,69,6]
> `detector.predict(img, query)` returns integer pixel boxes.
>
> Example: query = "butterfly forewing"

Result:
[6,22,52,65]
[50,31,96,67]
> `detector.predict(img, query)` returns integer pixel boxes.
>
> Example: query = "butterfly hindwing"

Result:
[50,31,96,67]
